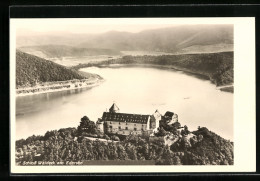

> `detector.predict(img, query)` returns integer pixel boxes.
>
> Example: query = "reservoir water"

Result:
[16,66,233,140]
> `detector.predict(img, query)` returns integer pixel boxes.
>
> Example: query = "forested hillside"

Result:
[15,116,233,165]
[16,51,87,87]
[73,52,234,87]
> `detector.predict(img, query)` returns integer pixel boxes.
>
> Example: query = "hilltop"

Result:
[15,115,233,165]
[16,51,98,88]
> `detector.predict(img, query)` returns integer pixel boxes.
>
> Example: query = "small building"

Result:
[162,111,178,125]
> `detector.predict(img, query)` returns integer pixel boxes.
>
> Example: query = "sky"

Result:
[14,18,178,35]
[13,18,235,36]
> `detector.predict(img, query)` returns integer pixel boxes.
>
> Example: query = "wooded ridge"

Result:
[16,115,233,165]
[16,50,96,88]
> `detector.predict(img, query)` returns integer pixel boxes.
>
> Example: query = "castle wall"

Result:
[150,115,161,130]
[96,122,104,132]
[104,120,149,135]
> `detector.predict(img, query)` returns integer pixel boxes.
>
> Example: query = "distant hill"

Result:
[78,25,233,53]
[175,43,233,54]
[17,25,233,54]
[16,51,87,87]
[18,45,121,59]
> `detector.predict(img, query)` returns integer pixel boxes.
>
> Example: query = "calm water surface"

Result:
[16,66,233,140]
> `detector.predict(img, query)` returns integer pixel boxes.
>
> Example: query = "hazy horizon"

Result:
[14,18,233,36]
[15,20,180,36]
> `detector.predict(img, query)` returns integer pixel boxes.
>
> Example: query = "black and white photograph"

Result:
[10,18,255,173]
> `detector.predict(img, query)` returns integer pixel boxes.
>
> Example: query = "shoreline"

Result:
[16,78,105,97]
[104,63,210,79]
[85,63,233,93]
[16,62,233,96]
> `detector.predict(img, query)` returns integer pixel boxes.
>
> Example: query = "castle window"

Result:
[118,126,121,130]
[125,127,128,130]
[119,122,120,125]
[109,126,112,129]
[134,128,137,131]
[110,121,112,124]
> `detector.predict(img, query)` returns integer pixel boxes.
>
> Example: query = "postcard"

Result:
[10,17,256,173]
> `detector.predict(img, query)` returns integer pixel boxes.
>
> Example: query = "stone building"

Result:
[96,118,104,132]
[99,103,161,136]
[163,111,178,125]
[150,110,161,130]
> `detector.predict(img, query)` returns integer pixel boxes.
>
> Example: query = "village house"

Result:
[96,103,178,136]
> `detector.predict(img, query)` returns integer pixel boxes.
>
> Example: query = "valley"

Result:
[14,23,234,166]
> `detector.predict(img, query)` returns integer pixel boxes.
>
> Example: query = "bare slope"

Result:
[18,45,121,59]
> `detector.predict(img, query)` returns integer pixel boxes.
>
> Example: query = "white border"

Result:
[10,18,256,173]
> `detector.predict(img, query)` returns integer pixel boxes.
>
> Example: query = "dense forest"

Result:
[72,52,233,87]
[16,115,233,165]
[16,51,90,87]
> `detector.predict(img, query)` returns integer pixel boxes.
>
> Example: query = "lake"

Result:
[16,66,233,140]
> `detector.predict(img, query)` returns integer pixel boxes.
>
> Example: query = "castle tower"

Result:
[150,109,161,129]
[109,103,120,113]
[96,118,104,132]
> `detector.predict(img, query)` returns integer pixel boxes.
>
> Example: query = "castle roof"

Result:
[109,103,120,112]
[102,112,150,124]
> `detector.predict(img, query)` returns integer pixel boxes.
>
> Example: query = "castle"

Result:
[96,103,178,136]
